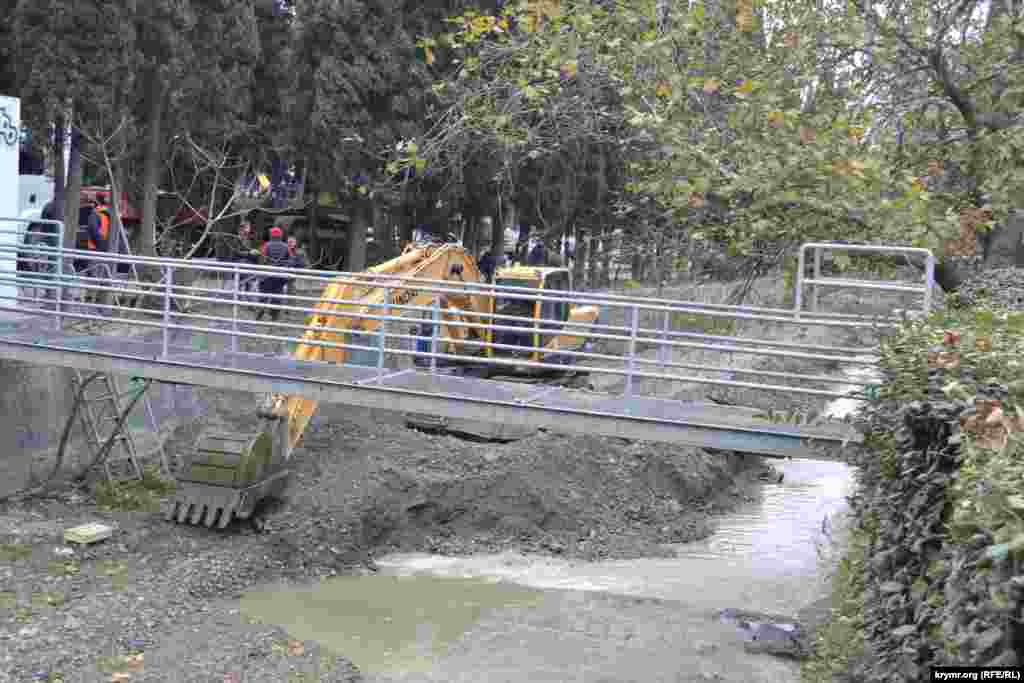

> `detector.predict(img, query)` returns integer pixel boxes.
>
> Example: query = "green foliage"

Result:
[94,465,176,512]
[408,0,1024,262]
[0,542,33,562]
[801,528,868,682]
[670,311,737,337]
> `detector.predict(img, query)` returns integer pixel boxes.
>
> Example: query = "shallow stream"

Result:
[241,457,854,682]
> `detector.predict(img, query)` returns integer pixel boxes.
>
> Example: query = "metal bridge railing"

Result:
[0,227,933,403]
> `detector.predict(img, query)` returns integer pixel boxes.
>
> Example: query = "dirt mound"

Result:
[233,412,768,564]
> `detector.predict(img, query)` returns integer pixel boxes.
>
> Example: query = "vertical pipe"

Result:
[231,268,240,355]
[793,245,806,318]
[658,309,670,371]
[923,253,935,314]
[54,220,65,331]
[811,247,822,312]
[377,288,389,382]
[625,304,639,399]
[162,266,173,358]
[430,295,440,373]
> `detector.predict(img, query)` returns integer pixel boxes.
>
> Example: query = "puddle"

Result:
[240,574,545,674]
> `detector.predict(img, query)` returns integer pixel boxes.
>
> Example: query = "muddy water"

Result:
[240,458,854,681]
[239,364,868,681]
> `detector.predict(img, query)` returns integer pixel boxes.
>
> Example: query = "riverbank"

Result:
[802,289,1024,681]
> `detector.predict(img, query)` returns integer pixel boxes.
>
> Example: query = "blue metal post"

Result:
[625,304,639,398]
[430,296,440,373]
[162,266,173,358]
[377,288,389,381]
[231,268,240,355]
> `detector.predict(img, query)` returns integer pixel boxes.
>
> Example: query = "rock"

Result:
[742,623,805,659]
[880,581,904,594]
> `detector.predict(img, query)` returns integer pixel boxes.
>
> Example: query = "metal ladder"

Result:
[70,370,168,483]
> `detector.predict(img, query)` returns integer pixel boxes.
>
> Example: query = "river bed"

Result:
[240,457,853,682]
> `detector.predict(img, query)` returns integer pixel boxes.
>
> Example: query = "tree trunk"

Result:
[572,225,586,288]
[374,201,394,261]
[589,231,602,286]
[63,127,82,251]
[348,197,368,272]
[934,259,965,293]
[52,113,65,206]
[307,191,320,266]
[497,196,514,268]
[139,68,164,257]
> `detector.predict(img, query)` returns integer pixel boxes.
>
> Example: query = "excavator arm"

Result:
[166,243,494,528]
[267,243,491,461]
[166,243,600,528]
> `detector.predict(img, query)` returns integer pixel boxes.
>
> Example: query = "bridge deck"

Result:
[0,319,860,460]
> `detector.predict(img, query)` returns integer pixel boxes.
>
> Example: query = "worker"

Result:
[84,196,112,306]
[478,249,496,283]
[285,236,307,297]
[235,221,260,294]
[527,240,547,266]
[255,226,291,321]
[18,201,60,305]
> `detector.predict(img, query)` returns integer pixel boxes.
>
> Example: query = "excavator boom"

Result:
[166,244,492,527]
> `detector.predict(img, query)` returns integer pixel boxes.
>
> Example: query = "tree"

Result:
[406,0,1024,290]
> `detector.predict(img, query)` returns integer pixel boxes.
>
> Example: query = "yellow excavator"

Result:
[165,243,600,527]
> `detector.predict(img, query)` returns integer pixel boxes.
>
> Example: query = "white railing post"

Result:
[625,304,639,398]
[658,309,670,371]
[231,268,240,355]
[923,252,935,313]
[793,245,806,318]
[430,296,441,373]
[377,288,389,381]
[162,266,174,358]
[811,247,823,312]
[54,222,65,331]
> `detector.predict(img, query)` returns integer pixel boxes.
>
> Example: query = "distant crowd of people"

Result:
[232,222,309,321]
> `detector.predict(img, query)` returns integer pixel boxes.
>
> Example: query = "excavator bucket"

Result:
[166,431,290,527]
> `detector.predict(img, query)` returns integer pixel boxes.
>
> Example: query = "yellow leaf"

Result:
[702,79,720,94]
[847,126,865,143]
[928,351,960,370]
[655,81,672,98]
[424,46,435,65]
[737,8,755,32]
[734,80,755,98]
[767,110,786,128]
[562,61,578,79]
[976,336,993,353]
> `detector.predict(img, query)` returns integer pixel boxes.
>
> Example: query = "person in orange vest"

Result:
[84,196,112,305]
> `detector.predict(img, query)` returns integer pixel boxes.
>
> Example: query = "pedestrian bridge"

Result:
[0,222,935,460]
